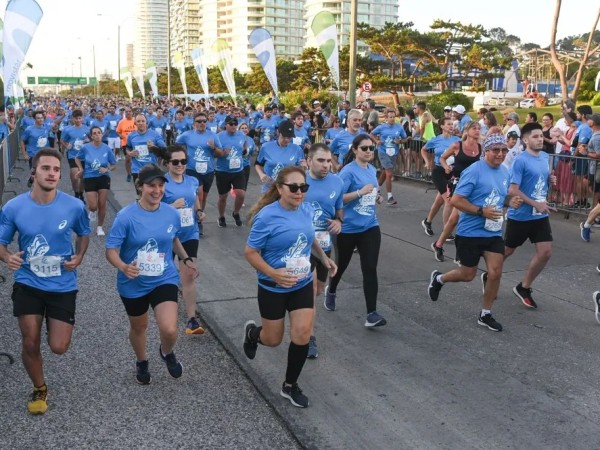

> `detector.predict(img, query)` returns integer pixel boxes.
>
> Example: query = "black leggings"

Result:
[329,226,381,314]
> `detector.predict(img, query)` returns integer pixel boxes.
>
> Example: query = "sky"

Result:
[8,0,596,83]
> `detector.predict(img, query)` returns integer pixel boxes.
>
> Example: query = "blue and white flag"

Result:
[191,47,209,100]
[145,60,158,97]
[248,28,278,96]
[2,0,43,104]
[121,66,134,99]
[212,39,236,104]
[134,69,145,98]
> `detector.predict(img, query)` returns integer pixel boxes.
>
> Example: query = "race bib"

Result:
[286,256,311,280]
[533,199,546,216]
[361,188,378,206]
[74,139,84,150]
[210,127,217,133]
[386,147,396,156]
[165,124,171,131]
[135,145,149,157]
[137,251,165,276]
[292,137,303,146]
[229,157,241,170]
[484,215,504,232]
[30,255,61,278]
[195,161,208,174]
[36,137,48,148]
[264,134,271,142]
[179,208,194,227]
[109,120,117,130]
[155,127,162,135]
[315,231,331,249]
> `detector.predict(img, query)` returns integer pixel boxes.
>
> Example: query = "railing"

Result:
[1,121,23,201]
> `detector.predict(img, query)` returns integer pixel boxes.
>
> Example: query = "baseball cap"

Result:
[138,166,168,185]
[483,133,507,151]
[443,106,452,112]
[507,131,520,140]
[452,105,466,115]
[224,115,238,125]
[278,120,294,138]
[313,100,320,106]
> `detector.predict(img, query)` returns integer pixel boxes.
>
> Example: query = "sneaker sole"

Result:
[431,242,444,262]
[28,404,48,414]
[593,292,600,325]
[280,390,309,408]
[242,320,257,359]
[512,286,537,309]
[421,221,434,237]
[185,326,206,335]
[364,318,387,327]
[477,318,502,332]
[135,375,152,385]
[323,286,336,311]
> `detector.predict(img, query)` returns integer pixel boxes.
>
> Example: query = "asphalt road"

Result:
[2,155,600,449]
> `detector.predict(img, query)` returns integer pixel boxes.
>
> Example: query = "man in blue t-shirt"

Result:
[330,109,365,171]
[0,148,91,414]
[126,114,166,189]
[291,111,311,152]
[503,122,556,310]
[255,105,279,145]
[20,110,49,167]
[148,107,168,141]
[428,134,523,332]
[104,104,122,157]
[60,109,90,201]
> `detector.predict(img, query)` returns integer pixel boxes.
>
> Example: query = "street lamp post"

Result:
[93,45,97,96]
[117,24,121,96]
[167,0,171,98]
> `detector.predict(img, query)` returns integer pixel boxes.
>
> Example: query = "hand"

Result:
[196,210,206,222]
[121,260,140,279]
[322,256,338,278]
[207,139,215,149]
[22,154,30,161]
[443,165,452,174]
[508,196,523,208]
[359,184,375,197]
[532,201,551,214]
[131,150,139,157]
[549,174,557,186]
[6,251,24,271]
[67,143,73,150]
[171,198,186,209]
[482,206,503,220]
[63,254,83,271]
[327,218,342,234]
[271,267,299,288]
[260,174,272,183]
[424,162,432,171]
[77,169,83,178]
[147,140,155,147]
[182,259,199,280]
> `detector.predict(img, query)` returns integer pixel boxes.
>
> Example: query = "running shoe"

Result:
[185,317,205,335]
[232,212,242,227]
[581,222,591,242]
[477,313,503,332]
[28,384,48,415]
[307,336,318,359]
[365,311,387,327]
[513,283,537,309]
[446,234,455,242]
[431,242,444,262]
[88,211,97,222]
[323,285,336,311]
[135,360,151,385]
[593,291,600,324]
[280,382,309,408]
[242,320,259,360]
[159,346,183,378]
[421,219,434,236]
[217,217,227,228]
[96,226,105,237]
[481,271,488,294]
[126,174,132,182]
[386,196,398,206]
[428,270,443,301]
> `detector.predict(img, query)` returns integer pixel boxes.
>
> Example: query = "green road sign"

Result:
[36,76,88,85]
[27,77,36,84]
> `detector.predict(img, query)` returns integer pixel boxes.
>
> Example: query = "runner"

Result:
[74,126,117,236]
[330,109,364,172]
[0,148,91,414]
[324,134,387,327]
[255,104,279,146]
[104,104,122,160]
[239,121,256,191]
[503,122,557,309]
[105,164,198,384]
[116,107,136,182]
[126,114,166,192]
[60,110,90,202]
[242,166,337,407]
[20,110,50,188]
[428,134,522,332]
[162,146,205,335]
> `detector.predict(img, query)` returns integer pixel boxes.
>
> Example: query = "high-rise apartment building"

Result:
[170,0,200,66]
[126,43,134,69]
[133,0,168,70]
[304,0,399,52]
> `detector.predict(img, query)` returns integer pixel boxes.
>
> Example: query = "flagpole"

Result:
[348,0,358,107]
[167,0,171,98]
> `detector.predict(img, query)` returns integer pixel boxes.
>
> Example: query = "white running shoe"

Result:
[96,226,105,236]
[88,211,97,222]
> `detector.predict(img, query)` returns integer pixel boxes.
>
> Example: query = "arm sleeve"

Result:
[246,212,270,250]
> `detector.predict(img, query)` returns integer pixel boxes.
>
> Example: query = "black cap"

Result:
[278,120,294,138]
[507,131,520,140]
[224,115,238,125]
[138,166,168,185]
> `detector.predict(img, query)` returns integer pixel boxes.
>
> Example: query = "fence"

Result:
[0,122,22,203]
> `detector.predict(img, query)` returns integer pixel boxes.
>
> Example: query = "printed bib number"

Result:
[361,188,378,206]
[137,251,164,276]
[195,161,208,174]
[292,137,303,146]
[165,124,171,131]
[179,208,194,227]
[37,137,48,148]
[30,255,61,278]
[74,139,84,150]
[210,127,217,133]
[315,231,331,249]
[136,145,149,157]
[286,256,311,280]
[264,135,271,142]
[229,157,241,170]
[109,121,117,130]
[533,199,546,216]
[386,147,396,156]
[155,127,162,134]
[484,216,504,232]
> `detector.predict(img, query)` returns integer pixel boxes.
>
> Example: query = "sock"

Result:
[285,342,309,385]
[249,325,262,344]
[584,222,592,228]
[34,384,47,390]
[481,309,491,317]
[436,274,444,284]
[387,192,393,199]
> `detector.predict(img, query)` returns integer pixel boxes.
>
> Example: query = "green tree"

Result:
[244,59,296,95]
[291,47,332,91]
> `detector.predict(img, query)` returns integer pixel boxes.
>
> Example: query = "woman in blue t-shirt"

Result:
[242,166,337,408]
[106,164,198,386]
[324,134,387,328]
[161,146,205,336]
[238,122,256,191]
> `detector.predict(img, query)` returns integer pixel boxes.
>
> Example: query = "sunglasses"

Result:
[195,119,207,123]
[227,121,238,126]
[169,159,188,166]
[281,183,309,193]
[488,147,509,154]
[358,145,375,152]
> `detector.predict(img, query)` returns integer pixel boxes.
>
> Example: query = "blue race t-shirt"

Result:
[21,125,50,157]
[256,140,305,192]
[162,173,200,243]
[425,135,461,166]
[458,115,473,132]
[149,116,168,140]
[126,130,165,174]
[371,123,407,157]
[106,202,181,298]
[256,116,279,144]
[0,191,91,292]
[324,127,342,142]
[455,160,510,238]
[176,129,218,174]
[215,131,247,173]
[247,201,315,293]
[304,172,344,252]
[507,150,550,221]
[62,125,90,159]
[105,114,121,138]
[330,129,363,164]
[243,135,256,168]
[90,118,110,142]
[172,119,190,138]
[292,126,311,149]
[77,142,117,179]
[338,161,379,233]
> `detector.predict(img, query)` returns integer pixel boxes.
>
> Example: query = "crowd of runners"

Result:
[1,95,598,412]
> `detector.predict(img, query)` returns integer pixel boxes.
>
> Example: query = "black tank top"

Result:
[452,141,481,178]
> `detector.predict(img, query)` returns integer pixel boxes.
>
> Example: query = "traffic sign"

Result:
[362,81,372,92]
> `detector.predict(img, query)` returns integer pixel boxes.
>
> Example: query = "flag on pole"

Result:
[191,47,209,100]
[248,28,278,97]
[145,60,159,98]
[121,66,134,99]
[174,50,188,98]
[310,11,340,90]
[134,69,145,98]
[212,39,237,104]
[2,0,43,105]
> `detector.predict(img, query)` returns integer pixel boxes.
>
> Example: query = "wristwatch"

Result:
[476,206,483,216]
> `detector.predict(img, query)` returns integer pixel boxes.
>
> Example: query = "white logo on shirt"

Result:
[58,220,67,230]
[290,155,295,161]
[26,234,50,262]
[167,225,173,233]
[329,191,336,199]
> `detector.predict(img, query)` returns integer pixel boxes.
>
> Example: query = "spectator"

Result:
[525,112,538,124]
[505,112,521,137]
